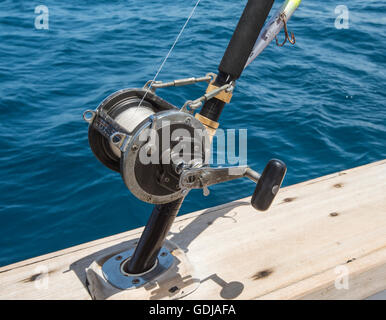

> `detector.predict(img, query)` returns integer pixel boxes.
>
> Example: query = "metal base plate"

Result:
[85,240,200,300]
[102,247,173,290]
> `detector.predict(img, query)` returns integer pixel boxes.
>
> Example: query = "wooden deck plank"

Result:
[0,159,385,300]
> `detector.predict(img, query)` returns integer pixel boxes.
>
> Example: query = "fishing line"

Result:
[136,0,202,112]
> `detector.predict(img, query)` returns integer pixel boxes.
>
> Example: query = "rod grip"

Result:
[219,0,274,80]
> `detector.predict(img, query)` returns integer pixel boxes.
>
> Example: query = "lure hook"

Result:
[275,13,296,47]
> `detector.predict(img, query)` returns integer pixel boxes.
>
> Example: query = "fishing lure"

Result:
[245,0,301,68]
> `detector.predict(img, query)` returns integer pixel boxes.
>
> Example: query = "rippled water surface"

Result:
[0,0,385,266]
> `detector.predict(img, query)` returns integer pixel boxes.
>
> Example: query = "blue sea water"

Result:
[0,0,385,267]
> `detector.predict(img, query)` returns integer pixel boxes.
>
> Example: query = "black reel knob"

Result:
[251,159,287,211]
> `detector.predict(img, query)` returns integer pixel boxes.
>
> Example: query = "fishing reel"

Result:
[83,81,286,211]
[83,87,208,204]
[83,0,296,297]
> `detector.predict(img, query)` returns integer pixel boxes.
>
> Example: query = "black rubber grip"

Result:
[251,159,286,211]
[219,0,274,80]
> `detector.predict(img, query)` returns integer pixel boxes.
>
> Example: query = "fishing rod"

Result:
[83,0,301,290]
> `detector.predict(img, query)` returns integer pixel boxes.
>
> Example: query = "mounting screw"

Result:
[132,144,139,151]
[115,255,123,261]
[160,252,167,257]
[169,286,179,293]
[132,278,140,285]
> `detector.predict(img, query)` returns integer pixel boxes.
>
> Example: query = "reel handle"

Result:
[251,159,286,211]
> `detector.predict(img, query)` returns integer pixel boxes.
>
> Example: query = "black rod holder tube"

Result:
[125,197,185,274]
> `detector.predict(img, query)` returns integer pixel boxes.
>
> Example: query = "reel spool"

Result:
[84,88,210,204]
